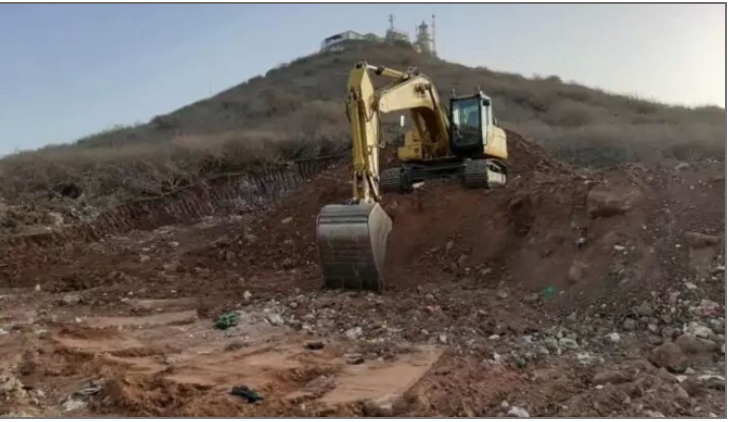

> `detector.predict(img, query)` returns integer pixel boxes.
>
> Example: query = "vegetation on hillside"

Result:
[0,41,724,213]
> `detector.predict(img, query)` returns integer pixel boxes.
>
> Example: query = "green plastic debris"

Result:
[215,311,240,330]
[542,286,557,298]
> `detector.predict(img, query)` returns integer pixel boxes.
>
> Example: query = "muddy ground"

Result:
[0,135,725,417]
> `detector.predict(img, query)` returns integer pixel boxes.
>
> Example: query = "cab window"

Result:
[451,98,481,146]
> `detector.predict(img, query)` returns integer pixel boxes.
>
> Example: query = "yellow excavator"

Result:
[316,62,509,293]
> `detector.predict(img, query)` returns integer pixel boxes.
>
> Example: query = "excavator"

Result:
[315,61,509,293]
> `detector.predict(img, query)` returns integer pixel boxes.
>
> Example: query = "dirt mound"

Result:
[190,130,723,318]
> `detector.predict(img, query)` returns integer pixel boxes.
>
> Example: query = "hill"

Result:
[0,41,724,216]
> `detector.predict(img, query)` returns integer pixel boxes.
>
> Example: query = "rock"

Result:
[568,261,589,283]
[686,322,713,339]
[675,334,717,354]
[522,293,540,304]
[304,340,324,350]
[289,302,299,309]
[139,255,150,263]
[586,184,641,218]
[683,232,719,249]
[647,335,663,345]
[722,344,726,354]
[62,398,87,413]
[592,370,629,385]
[266,314,285,326]
[445,240,455,252]
[613,244,626,252]
[622,318,637,331]
[363,394,406,417]
[699,375,726,391]
[559,338,579,350]
[684,282,698,290]
[47,212,64,226]
[647,324,660,334]
[662,326,678,340]
[604,332,621,344]
[244,233,258,242]
[280,217,294,225]
[501,400,510,409]
[496,290,508,300]
[457,254,469,267]
[649,342,688,373]
[644,410,665,418]
[488,334,501,341]
[345,327,363,340]
[675,385,690,400]
[636,302,654,317]
[345,354,364,365]
[709,319,724,332]
[507,406,530,418]
[439,334,448,344]
[62,294,81,306]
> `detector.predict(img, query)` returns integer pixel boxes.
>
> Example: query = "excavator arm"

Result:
[315,62,451,292]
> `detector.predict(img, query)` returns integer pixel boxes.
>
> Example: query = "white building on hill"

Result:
[320,30,364,52]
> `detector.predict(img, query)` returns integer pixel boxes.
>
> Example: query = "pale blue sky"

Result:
[0,3,725,154]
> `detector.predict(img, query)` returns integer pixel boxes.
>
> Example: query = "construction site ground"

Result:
[0,135,725,417]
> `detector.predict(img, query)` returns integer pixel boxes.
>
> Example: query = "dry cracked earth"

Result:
[0,136,725,417]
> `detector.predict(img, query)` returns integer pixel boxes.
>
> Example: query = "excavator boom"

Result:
[316,63,393,292]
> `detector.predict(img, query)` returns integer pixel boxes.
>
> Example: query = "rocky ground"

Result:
[0,134,725,417]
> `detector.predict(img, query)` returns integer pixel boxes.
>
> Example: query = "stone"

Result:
[363,394,406,417]
[266,313,285,326]
[345,327,363,340]
[675,385,690,400]
[649,342,688,374]
[686,322,713,339]
[622,318,637,331]
[662,326,678,339]
[675,334,717,354]
[507,406,530,418]
[345,353,364,365]
[522,293,540,304]
[636,302,654,317]
[592,370,629,385]
[62,294,81,306]
[683,232,719,249]
[457,254,469,268]
[445,240,455,252]
[644,410,665,418]
[559,338,579,350]
[62,398,87,413]
[488,334,501,341]
[647,335,663,345]
[139,255,150,263]
[243,291,252,301]
[244,233,258,242]
[586,184,641,218]
[604,332,621,344]
[304,340,324,350]
[281,217,294,225]
[568,261,589,283]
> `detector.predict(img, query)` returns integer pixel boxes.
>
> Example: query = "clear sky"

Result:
[0,3,725,155]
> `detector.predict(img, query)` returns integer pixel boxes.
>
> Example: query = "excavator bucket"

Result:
[316,202,392,293]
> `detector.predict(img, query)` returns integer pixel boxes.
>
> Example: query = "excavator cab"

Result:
[449,92,493,157]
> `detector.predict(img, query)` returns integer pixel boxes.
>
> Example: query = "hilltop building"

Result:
[318,14,438,58]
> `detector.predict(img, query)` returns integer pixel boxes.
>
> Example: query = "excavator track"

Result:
[316,202,392,292]
[463,159,508,189]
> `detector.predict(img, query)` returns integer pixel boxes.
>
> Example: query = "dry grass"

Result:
[0,40,724,214]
